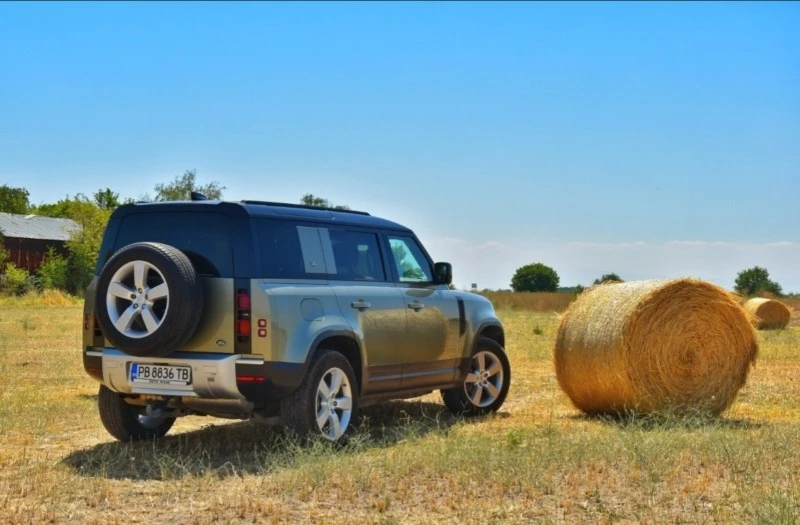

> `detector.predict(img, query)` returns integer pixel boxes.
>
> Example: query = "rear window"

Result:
[114,212,233,277]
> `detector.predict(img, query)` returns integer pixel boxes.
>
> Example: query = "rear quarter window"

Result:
[114,212,233,277]
[257,219,327,280]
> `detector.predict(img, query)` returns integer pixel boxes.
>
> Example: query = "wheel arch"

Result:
[475,322,505,350]
[307,330,364,394]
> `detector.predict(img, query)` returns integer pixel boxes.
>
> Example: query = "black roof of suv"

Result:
[110,200,412,232]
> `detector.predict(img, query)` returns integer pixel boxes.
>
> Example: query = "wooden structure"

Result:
[0,213,80,273]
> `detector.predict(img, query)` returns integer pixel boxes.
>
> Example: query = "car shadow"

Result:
[62,400,472,481]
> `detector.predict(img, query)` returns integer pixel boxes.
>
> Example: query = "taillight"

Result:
[237,318,251,336]
[236,289,251,342]
[93,314,103,337]
[83,313,90,330]
[236,293,251,310]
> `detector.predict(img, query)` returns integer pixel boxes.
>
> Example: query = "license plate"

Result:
[130,363,192,386]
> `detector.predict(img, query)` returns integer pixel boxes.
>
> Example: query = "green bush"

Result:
[38,248,70,291]
[0,231,6,264]
[1,263,38,296]
[510,262,560,292]
[66,249,95,295]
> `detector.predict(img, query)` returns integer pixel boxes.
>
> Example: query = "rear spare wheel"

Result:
[95,242,204,357]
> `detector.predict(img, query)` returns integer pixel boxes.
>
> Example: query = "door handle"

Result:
[351,300,371,311]
[408,301,425,311]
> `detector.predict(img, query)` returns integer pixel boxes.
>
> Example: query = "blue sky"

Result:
[1,2,798,291]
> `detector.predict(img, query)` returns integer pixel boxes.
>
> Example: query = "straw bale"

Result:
[554,278,758,416]
[743,298,791,330]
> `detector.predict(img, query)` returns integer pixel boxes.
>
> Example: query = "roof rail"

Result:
[240,200,370,216]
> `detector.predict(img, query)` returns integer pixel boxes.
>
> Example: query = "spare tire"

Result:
[95,242,204,358]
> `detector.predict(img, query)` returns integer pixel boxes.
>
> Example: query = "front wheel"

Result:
[442,337,511,416]
[98,385,175,441]
[280,351,359,442]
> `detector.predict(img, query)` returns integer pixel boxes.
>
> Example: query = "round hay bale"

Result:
[554,278,758,416]
[743,298,791,330]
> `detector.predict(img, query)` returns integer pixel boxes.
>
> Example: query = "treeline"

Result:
[507,263,787,298]
[0,170,224,296]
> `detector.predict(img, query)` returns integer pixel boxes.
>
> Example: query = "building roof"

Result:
[0,212,81,241]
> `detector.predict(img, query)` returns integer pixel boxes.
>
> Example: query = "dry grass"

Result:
[0,290,83,308]
[783,297,800,313]
[1,304,799,523]
[477,291,576,312]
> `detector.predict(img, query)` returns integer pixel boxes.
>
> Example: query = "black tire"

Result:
[95,242,203,358]
[98,385,175,441]
[280,351,359,442]
[442,337,511,416]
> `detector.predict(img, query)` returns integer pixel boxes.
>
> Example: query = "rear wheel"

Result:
[280,351,358,442]
[442,337,511,416]
[98,385,175,441]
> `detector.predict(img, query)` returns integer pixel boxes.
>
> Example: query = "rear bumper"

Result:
[84,349,305,402]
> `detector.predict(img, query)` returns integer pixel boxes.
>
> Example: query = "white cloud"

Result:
[566,241,649,250]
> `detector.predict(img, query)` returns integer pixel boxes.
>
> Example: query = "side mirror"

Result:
[433,262,453,285]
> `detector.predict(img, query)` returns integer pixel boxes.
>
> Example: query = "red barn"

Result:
[0,212,80,273]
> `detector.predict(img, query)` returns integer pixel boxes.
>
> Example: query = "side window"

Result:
[296,226,327,274]
[326,229,386,281]
[387,236,433,283]
[258,220,326,280]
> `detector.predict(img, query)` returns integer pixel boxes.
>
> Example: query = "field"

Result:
[1,297,798,524]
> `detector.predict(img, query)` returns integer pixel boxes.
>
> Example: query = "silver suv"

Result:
[83,198,510,442]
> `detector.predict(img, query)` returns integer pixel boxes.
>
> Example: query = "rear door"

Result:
[323,227,408,393]
[109,211,237,354]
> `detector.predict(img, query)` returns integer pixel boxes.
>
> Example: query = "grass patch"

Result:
[0,306,798,522]
[0,289,83,308]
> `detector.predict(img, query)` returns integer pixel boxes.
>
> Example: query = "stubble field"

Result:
[0,300,798,524]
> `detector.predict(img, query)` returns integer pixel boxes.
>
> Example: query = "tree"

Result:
[93,188,123,210]
[63,196,113,294]
[0,185,31,214]
[300,193,349,210]
[153,170,226,201]
[32,193,112,294]
[510,262,560,292]
[593,273,623,285]
[734,266,783,297]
